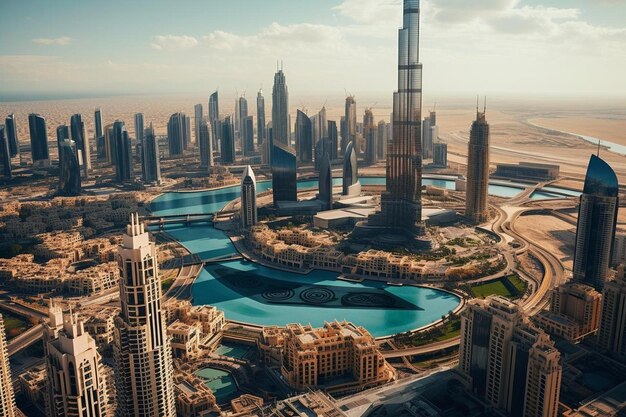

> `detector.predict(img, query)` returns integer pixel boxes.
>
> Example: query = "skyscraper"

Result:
[198,118,213,169]
[194,104,203,145]
[465,108,490,223]
[343,141,360,196]
[272,67,289,148]
[342,96,356,155]
[240,165,258,229]
[113,120,132,183]
[70,113,90,176]
[377,120,387,161]
[58,139,81,196]
[296,110,312,163]
[56,125,69,146]
[220,116,235,164]
[44,303,108,417]
[363,109,376,164]
[328,120,338,161]
[422,111,437,160]
[209,91,220,150]
[271,142,297,205]
[0,126,12,179]
[433,142,447,167]
[237,96,248,146]
[0,315,16,417]
[598,265,626,361]
[5,114,19,158]
[94,108,105,161]
[104,123,115,164]
[167,112,188,157]
[318,154,332,210]
[242,115,254,156]
[377,0,423,234]
[115,214,176,417]
[142,124,161,184]
[257,89,266,146]
[459,296,562,417]
[134,113,144,163]
[573,154,619,291]
[28,113,50,167]
[318,106,328,142]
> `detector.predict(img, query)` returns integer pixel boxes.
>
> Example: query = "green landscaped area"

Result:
[0,308,33,340]
[161,277,175,292]
[394,317,461,348]
[469,274,528,299]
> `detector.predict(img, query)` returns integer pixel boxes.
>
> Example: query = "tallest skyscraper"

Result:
[379,0,423,234]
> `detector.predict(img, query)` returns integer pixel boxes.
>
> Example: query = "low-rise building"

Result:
[173,372,219,417]
[168,321,201,360]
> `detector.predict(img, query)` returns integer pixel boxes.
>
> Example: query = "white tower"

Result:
[114,214,175,417]
[241,165,258,229]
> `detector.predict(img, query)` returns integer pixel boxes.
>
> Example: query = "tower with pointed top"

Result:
[114,214,176,417]
[465,103,490,223]
[272,64,289,150]
[44,301,109,417]
[257,89,266,147]
[241,166,258,229]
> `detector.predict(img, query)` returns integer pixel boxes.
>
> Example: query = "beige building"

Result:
[459,296,562,417]
[165,300,225,348]
[260,321,395,393]
[44,303,109,417]
[168,321,201,360]
[465,110,490,223]
[534,282,602,342]
[82,307,118,352]
[18,364,47,414]
[598,266,626,361]
[0,315,17,417]
[173,372,218,417]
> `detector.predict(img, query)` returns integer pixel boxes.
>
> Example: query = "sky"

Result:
[1,0,625,100]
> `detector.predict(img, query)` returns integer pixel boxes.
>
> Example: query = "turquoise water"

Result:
[194,368,238,403]
[541,186,581,197]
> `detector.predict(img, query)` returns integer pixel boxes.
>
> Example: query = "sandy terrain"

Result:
[515,214,576,272]
[529,117,626,145]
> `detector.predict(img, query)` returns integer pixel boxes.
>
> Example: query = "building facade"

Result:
[0,126,12,179]
[220,116,235,164]
[433,142,447,167]
[58,139,82,196]
[242,115,254,156]
[114,214,176,417]
[341,96,356,156]
[272,68,290,148]
[257,89,266,146]
[167,112,189,157]
[318,154,332,210]
[142,123,161,184]
[112,121,132,183]
[296,110,312,163]
[5,114,19,158]
[241,165,258,229]
[28,113,50,167]
[44,303,109,417]
[272,142,297,204]
[209,91,220,150]
[465,109,490,223]
[342,141,360,196]
[598,265,626,361]
[0,315,16,417]
[573,154,619,291]
[198,118,212,170]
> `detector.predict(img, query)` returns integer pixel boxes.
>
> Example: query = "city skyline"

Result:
[1,1,626,100]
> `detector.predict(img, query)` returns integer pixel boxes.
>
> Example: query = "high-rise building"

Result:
[44,303,108,417]
[58,139,81,196]
[134,113,144,163]
[271,67,289,148]
[209,91,220,150]
[220,116,235,164]
[236,96,248,146]
[433,142,447,167]
[534,282,602,342]
[465,108,490,223]
[598,265,626,361]
[363,109,376,165]
[142,123,161,184]
[328,120,338,161]
[0,315,16,417]
[459,296,562,417]
[114,214,176,417]
[257,89,266,146]
[167,112,188,157]
[0,126,12,179]
[376,120,387,160]
[5,114,19,158]
[318,154,332,210]
[573,154,619,291]
[296,110,312,163]
[240,165,257,229]
[422,111,437,160]
[342,96,356,155]
[377,0,423,234]
[94,108,105,161]
[242,115,254,156]
[112,120,132,183]
[71,113,90,177]
[271,142,297,205]
[343,141,360,196]
[198,118,213,170]
[28,113,50,167]
[56,125,69,146]
[318,106,328,143]
[103,123,115,164]
[194,104,203,145]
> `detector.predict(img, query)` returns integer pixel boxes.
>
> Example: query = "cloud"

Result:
[150,35,198,50]
[332,0,400,24]
[32,36,72,46]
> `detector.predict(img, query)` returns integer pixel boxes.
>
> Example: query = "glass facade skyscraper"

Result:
[342,96,356,156]
[70,113,90,176]
[220,116,235,164]
[28,113,50,167]
[0,126,12,179]
[318,154,332,210]
[134,112,144,163]
[4,114,19,158]
[378,0,423,233]
[272,68,289,148]
[242,115,254,156]
[465,109,490,223]
[58,139,81,196]
[342,141,360,196]
[167,112,187,157]
[209,91,220,150]
[257,89,266,146]
[142,124,161,184]
[573,154,618,291]
[296,110,312,163]
[328,120,338,160]
[240,165,258,229]
[199,118,213,169]
[113,121,132,183]
[271,142,297,205]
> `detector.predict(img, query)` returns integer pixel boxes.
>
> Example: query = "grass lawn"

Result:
[470,280,513,298]
[507,274,528,294]
[408,320,461,347]
[0,309,32,340]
